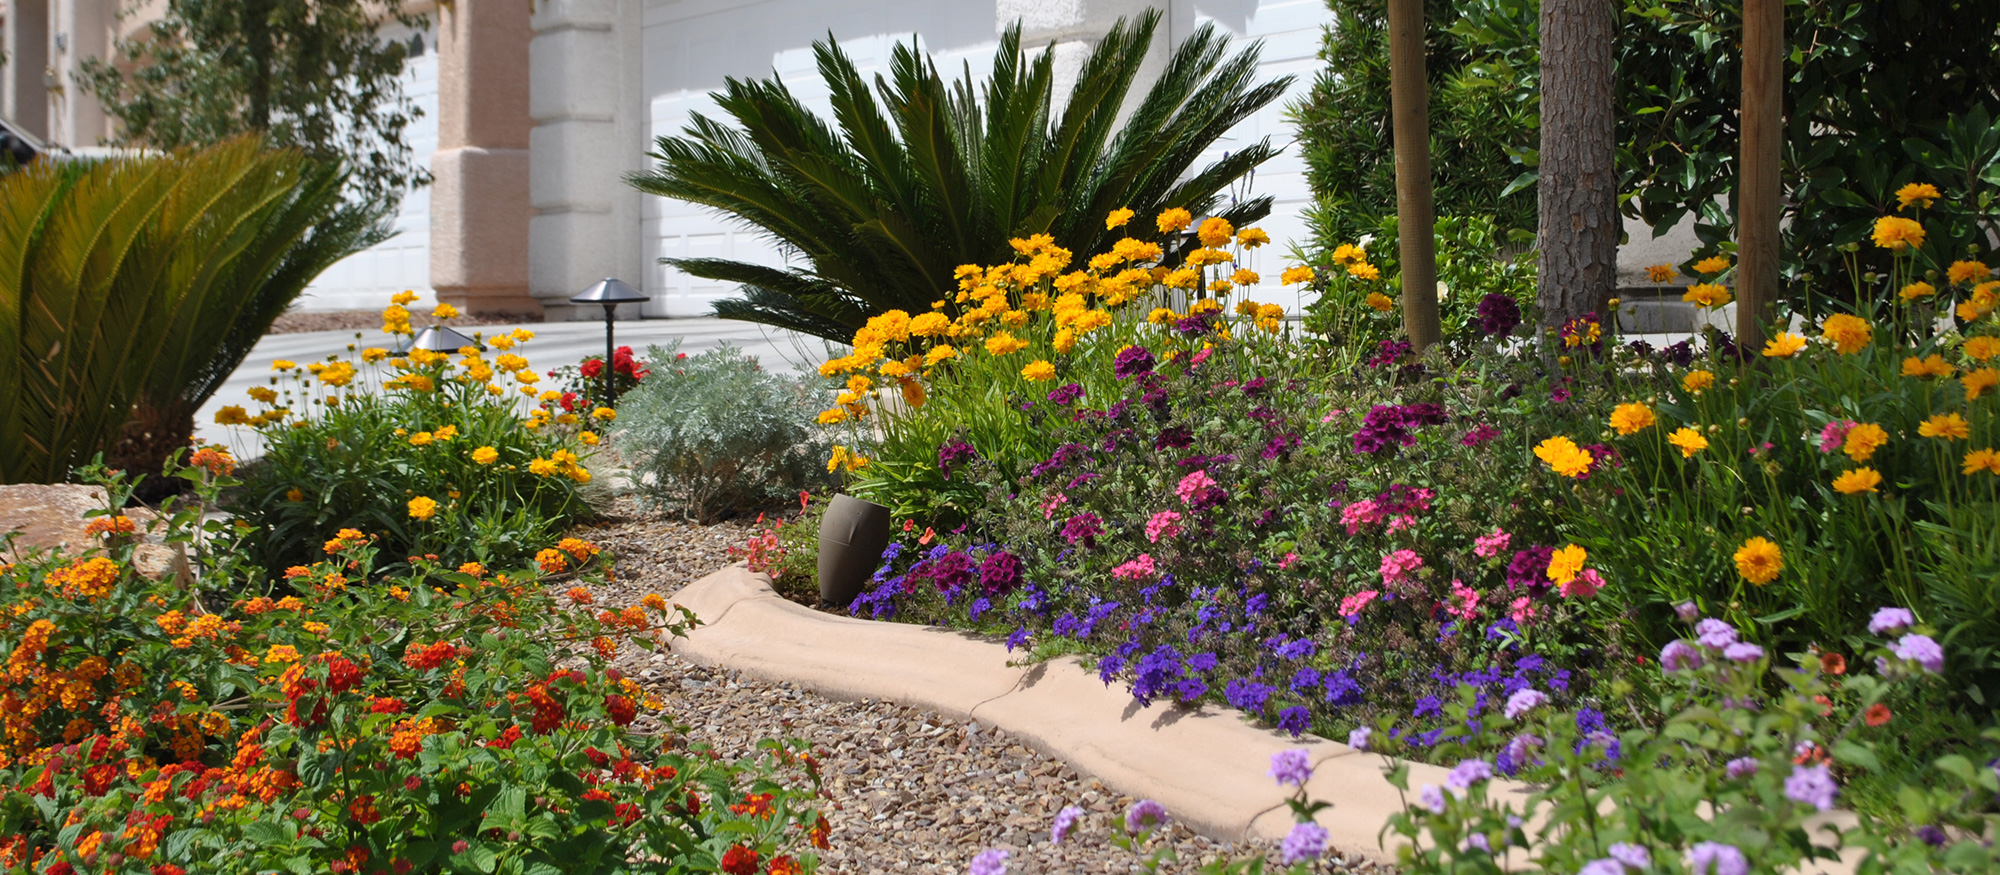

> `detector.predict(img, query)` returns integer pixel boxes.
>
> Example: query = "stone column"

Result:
[527,0,645,321]
[429,0,538,315]
[3,0,51,138]
[47,0,109,146]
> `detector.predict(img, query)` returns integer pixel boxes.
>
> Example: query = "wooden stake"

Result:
[1737,0,1783,349]
[1387,0,1441,351]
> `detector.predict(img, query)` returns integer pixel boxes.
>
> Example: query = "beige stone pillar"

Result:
[47,0,110,146]
[429,0,538,316]
[3,0,51,139]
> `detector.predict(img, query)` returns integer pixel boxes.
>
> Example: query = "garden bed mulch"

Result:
[572,497,1380,873]
[268,308,543,335]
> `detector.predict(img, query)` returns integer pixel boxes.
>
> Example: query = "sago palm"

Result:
[630,10,1291,342]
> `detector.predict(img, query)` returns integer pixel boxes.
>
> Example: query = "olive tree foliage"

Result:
[81,0,430,208]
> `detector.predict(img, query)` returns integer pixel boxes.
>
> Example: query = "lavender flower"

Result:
[1675,601,1700,622]
[1503,688,1547,719]
[1694,618,1738,649]
[1502,733,1542,774]
[1348,726,1372,751]
[1784,762,1838,811]
[1725,757,1760,779]
[1893,633,1944,672]
[1917,825,1948,847]
[1685,842,1749,875]
[1722,642,1766,663]
[1609,843,1651,868]
[968,848,1010,875]
[1050,805,1084,844]
[1418,784,1447,814]
[1660,640,1704,671]
[1280,822,1328,864]
[1124,799,1170,833]
[1579,860,1626,875]
[1444,759,1495,796]
[1466,833,1491,853]
[1868,607,1915,634]
[1269,749,1314,787]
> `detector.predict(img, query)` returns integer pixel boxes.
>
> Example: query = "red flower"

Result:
[488,725,523,749]
[1820,652,1847,676]
[605,694,637,726]
[1865,703,1893,726]
[152,866,187,875]
[720,845,759,875]
[403,641,456,671]
[580,359,604,379]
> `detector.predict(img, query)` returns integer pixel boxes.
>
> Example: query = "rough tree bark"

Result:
[1736,0,1783,349]
[1387,0,1442,351]
[1536,0,1618,330]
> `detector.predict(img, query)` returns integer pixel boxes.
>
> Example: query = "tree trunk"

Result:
[1536,0,1617,330]
[1736,0,1783,349]
[107,399,197,503]
[1387,0,1441,351]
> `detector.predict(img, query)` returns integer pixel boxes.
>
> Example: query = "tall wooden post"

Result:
[1536,0,1617,330]
[1737,0,1782,348]
[1387,0,1441,351]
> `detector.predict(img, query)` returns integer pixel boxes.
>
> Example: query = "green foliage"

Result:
[616,344,834,523]
[630,11,1290,342]
[1300,214,1535,361]
[81,0,430,208]
[0,137,381,485]
[0,458,828,874]
[1288,0,1540,251]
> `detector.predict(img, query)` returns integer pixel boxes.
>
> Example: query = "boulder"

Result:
[0,484,182,580]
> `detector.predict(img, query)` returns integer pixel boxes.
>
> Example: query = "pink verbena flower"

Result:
[1446,581,1480,621]
[1145,511,1184,543]
[1380,549,1424,585]
[1039,492,1069,519]
[1176,470,1217,506]
[1819,420,1856,453]
[1559,568,1605,598]
[1112,554,1158,582]
[1386,514,1417,534]
[1473,528,1512,559]
[1340,499,1385,535]
[1339,590,1380,620]
[1508,596,1536,624]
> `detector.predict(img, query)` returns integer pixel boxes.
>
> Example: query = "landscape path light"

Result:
[403,324,481,354]
[569,278,649,406]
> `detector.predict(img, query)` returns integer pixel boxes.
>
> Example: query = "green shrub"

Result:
[229,307,596,576]
[1300,214,1535,362]
[617,344,833,523]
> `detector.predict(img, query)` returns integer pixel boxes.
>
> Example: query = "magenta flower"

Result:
[1124,799,1169,833]
[1176,470,1219,507]
[1111,554,1158,582]
[1379,549,1424,585]
[1061,512,1103,547]
[1819,420,1857,453]
[1339,590,1380,621]
[1340,499,1385,534]
[1472,528,1512,559]
[1145,511,1184,543]
[1559,568,1605,598]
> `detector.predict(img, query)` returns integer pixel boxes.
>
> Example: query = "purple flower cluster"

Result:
[1030,442,1091,479]
[1365,339,1414,368]
[1046,382,1085,406]
[1504,545,1556,592]
[977,550,1021,596]
[1061,512,1103,547]
[1351,402,1447,455]
[1476,292,1521,336]
[937,439,980,481]
[1112,345,1155,379]
[1459,423,1501,446]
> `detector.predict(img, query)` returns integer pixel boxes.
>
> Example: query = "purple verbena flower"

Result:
[1609,843,1651,869]
[1725,757,1760,779]
[1579,860,1626,875]
[1695,618,1738,649]
[1784,763,1838,811]
[1675,601,1700,622]
[1050,805,1084,844]
[1444,759,1494,797]
[1279,822,1328,865]
[1124,799,1169,834]
[1722,642,1765,663]
[1476,292,1521,336]
[1660,640,1703,671]
[1046,383,1084,406]
[1685,842,1749,875]
[1893,633,1944,672]
[1417,784,1447,814]
[1869,607,1915,634]
[1503,688,1547,719]
[1112,345,1155,379]
[1348,726,1372,751]
[1269,749,1314,787]
[968,848,1010,875]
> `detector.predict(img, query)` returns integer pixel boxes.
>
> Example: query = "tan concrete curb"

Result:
[668,564,1463,863]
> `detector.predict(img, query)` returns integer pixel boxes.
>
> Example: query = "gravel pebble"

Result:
[572,496,1390,873]
[269,309,543,335]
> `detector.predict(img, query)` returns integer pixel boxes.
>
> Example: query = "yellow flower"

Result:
[392,290,419,305]
[272,359,297,371]
[1962,367,2000,400]
[265,645,300,664]
[1844,423,1889,462]
[528,458,559,477]
[1347,262,1381,281]
[1681,283,1732,309]
[1819,313,1872,355]
[1681,370,1716,394]
[514,370,539,384]
[1761,332,1808,358]
[984,332,1029,355]
[580,431,601,446]
[1281,266,1315,285]
[1872,215,1926,251]
[408,432,433,447]
[1156,208,1193,234]
[1964,336,2000,363]
[433,425,457,442]
[1896,182,1941,211]
[1364,292,1395,312]
[925,345,959,366]
[1902,355,1955,378]
[1667,427,1708,458]
[1734,537,1783,585]
[214,405,251,426]
[592,407,617,422]
[407,496,439,521]
[1644,264,1675,283]
[1920,413,1971,440]
[1231,268,1260,286]
[1196,217,1235,248]
[1546,544,1587,582]
[472,446,499,464]
[1608,402,1656,436]
[1052,328,1077,354]
[1533,436,1594,478]
[1163,268,1201,289]
[1020,360,1057,381]
[433,303,461,320]
[1331,243,1366,265]
[285,488,304,502]
[1832,467,1882,495]
[1236,228,1270,248]
[1693,255,1732,275]
[1106,208,1135,229]
[361,347,390,363]
[1899,282,1937,301]
[1962,447,2000,476]
[511,328,536,343]
[816,407,848,425]
[247,386,278,404]
[489,335,516,351]
[899,378,926,408]
[1948,261,1991,285]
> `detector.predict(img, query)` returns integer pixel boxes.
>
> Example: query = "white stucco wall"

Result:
[295,28,441,312]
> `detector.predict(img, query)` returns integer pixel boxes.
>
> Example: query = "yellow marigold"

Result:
[1819,313,1873,355]
[1258,303,1285,322]
[1762,332,1808,358]
[1920,413,1971,440]
[1364,292,1395,312]
[1667,427,1708,457]
[407,496,438,521]
[1187,248,1233,267]
[265,645,300,664]
[1052,328,1077,354]
[1681,283,1732,308]
[1964,336,2000,362]
[1236,228,1270,248]
[900,378,926,408]
[527,457,559,476]
[247,386,279,404]
[1231,268,1260,286]
[1021,360,1057,381]
[1899,282,1937,302]
[1872,215,1926,251]
[1348,262,1381,281]
[392,290,419,306]
[433,303,461,320]
[1733,537,1783,585]
[1073,309,1112,332]
[1960,283,1999,321]
[1609,402,1656,436]
[1534,436,1594,478]
[1844,423,1889,462]
[318,361,357,386]
[1331,243,1366,265]
[408,432,433,447]
[1896,182,1941,211]
[272,359,297,371]
[1831,467,1882,495]
[513,370,539,385]
[1902,355,1955,378]
[1682,370,1716,394]
[1962,447,2000,475]
[580,431,601,446]
[1164,268,1201,289]
[816,407,848,425]
[1693,255,1732,275]
[1281,266,1315,285]
[1156,207,1193,234]
[1106,208,1135,229]
[1147,308,1179,326]
[471,446,499,465]
[984,332,1028,356]
[1948,261,1991,285]
[1196,217,1234,248]
[214,405,251,426]
[592,407,617,421]
[1545,544,1587,583]
[1963,367,2000,400]
[1644,264,1675,283]
[925,345,959,366]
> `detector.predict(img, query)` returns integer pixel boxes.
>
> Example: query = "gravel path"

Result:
[269,309,542,335]
[571,497,1387,874]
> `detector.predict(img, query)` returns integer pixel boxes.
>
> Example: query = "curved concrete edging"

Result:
[667,564,1482,863]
